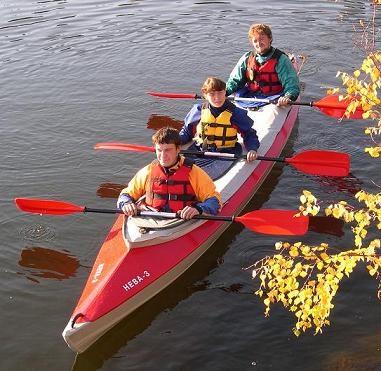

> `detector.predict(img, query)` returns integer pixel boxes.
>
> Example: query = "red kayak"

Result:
[62,56,303,353]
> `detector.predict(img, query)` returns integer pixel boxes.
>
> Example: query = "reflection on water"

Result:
[146,113,183,131]
[18,246,80,282]
[96,182,126,198]
[324,322,381,370]
[308,216,344,237]
[316,173,363,196]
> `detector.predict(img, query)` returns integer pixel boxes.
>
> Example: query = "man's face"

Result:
[155,143,180,167]
[204,89,226,108]
[251,32,271,55]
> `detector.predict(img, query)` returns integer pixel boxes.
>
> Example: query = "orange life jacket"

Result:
[245,48,284,95]
[145,158,197,212]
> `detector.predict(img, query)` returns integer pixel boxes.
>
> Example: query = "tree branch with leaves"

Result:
[248,190,381,336]
[328,2,381,157]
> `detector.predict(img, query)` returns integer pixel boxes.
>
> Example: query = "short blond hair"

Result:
[248,23,273,42]
[201,77,226,94]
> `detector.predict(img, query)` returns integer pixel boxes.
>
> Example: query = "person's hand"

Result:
[277,96,291,107]
[246,150,257,163]
[122,202,138,216]
[178,205,200,220]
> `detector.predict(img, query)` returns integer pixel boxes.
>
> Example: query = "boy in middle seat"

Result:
[179,76,259,163]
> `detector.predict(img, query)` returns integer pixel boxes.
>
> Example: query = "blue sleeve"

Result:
[196,196,220,215]
[117,193,134,209]
[231,107,260,151]
[179,104,202,144]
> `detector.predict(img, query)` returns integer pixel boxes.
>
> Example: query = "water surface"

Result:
[1,1,380,370]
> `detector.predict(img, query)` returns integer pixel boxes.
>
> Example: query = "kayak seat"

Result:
[126,214,186,234]
[186,156,239,181]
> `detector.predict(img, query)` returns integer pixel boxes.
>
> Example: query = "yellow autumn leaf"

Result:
[290,248,299,257]
[299,270,308,278]
[363,111,371,119]
[365,147,381,158]
[301,246,311,255]
[354,211,365,223]
[320,252,330,262]
[317,261,324,270]
[332,208,342,218]
[275,242,283,250]
[367,266,377,276]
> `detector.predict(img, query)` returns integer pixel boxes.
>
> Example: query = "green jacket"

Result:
[226,47,300,100]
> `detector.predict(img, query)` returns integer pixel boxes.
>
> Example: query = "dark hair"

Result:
[201,77,226,94]
[152,127,181,147]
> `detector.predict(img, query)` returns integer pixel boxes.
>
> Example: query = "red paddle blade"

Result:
[94,142,155,153]
[236,209,309,236]
[15,198,84,215]
[314,95,364,119]
[146,92,199,99]
[286,150,350,177]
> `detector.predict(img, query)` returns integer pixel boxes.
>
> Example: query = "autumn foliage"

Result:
[249,191,381,336]
[250,3,381,336]
[328,3,381,157]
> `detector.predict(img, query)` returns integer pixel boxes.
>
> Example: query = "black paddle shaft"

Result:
[257,155,285,163]
[84,207,123,214]
[83,207,235,222]
[181,150,286,163]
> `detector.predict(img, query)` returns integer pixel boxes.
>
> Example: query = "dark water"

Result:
[1,1,380,370]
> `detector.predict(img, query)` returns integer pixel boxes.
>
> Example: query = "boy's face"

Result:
[155,143,180,168]
[204,89,226,108]
[251,32,272,55]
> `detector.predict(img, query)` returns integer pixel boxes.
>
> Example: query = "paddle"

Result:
[146,91,274,108]
[146,92,364,119]
[287,95,364,119]
[94,143,350,177]
[14,198,309,236]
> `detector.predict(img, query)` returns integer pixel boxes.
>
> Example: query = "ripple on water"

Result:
[19,223,56,242]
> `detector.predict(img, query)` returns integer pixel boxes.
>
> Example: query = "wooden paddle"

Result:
[146,92,364,119]
[94,143,350,177]
[14,198,309,236]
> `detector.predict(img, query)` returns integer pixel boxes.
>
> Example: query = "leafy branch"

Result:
[327,2,381,157]
[249,190,381,336]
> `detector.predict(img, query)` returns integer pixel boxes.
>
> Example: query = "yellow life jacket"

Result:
[195,102,238,149]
